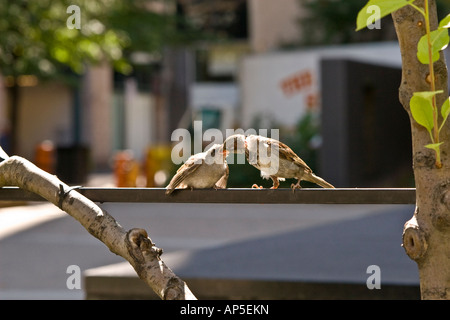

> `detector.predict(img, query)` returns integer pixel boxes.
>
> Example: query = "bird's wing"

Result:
[215,165,229,189]
[267,139,312,172]
[166,157,202,193]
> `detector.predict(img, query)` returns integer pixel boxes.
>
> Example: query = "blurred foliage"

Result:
[283,111,320,173]
[297,0,394,45]
[276,111,321,188]
[297,0,450,46]
[0,0,202,81]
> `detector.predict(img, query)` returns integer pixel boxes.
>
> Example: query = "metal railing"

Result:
[0,187,416,205]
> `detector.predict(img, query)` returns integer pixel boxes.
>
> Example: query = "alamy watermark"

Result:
[64,264,382,291]
[366,264,381,289]
[66,5,81,30]
[366,5,381,30]
[66,264,81,290]
[170,122,281,174]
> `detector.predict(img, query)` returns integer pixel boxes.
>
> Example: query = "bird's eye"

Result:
[211,149,216,157]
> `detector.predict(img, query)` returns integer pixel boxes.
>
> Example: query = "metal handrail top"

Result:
[0,187,416,205]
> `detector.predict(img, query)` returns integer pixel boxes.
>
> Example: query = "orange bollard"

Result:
[35,140,55,174]
[113,150,138,187]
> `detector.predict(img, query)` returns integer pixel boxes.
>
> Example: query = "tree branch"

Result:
[0,153,196,300]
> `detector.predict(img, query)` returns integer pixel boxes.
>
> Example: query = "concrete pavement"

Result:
[0,174,420,299]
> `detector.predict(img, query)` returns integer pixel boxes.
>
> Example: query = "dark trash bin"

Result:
[56,145,90,185]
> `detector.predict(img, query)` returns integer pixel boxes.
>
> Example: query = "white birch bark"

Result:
[0,150,196,300]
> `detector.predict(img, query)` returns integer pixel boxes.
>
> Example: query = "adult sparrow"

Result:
[165,144,229,195]
[223,134,334,190]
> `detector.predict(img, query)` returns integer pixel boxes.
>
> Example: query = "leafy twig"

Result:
[357,0,450,168]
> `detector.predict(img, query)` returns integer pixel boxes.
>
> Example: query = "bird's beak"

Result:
[221,149,230,159]
[223,134,246,154]
[223,138,235,153]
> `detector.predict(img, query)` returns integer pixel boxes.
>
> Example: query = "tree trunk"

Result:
[392,0,450,299]
[0,152,196,300]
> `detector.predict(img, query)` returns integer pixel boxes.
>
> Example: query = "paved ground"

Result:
[0,175,419,299]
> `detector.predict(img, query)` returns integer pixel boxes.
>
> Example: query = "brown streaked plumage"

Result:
[165,144,229,195]
[223,134,334,190]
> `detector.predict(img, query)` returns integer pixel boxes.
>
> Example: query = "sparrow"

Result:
[165,144,229,195]
[223,134,334,190]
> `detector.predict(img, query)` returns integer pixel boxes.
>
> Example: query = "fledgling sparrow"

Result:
[165,144,229,195]
[223,134,334,190]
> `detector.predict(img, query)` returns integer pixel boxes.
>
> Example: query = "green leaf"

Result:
[441,97,450,126]
[425,142,444,152]
[356,0,409,31]
[414,90,444,100]
[417,28,450,64]
[439,14,450,28]
[410,94,435,132]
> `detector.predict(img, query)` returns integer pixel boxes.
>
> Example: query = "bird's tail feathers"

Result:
[306,173,335,188]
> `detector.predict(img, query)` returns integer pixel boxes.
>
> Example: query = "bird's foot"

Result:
[290,183,301,193]
[252,184,263,189]
[270,185,278,189]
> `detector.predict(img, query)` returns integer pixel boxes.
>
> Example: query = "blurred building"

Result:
[0,64,113,181]
[171,0,304,143]
[2,0,447,187]
[0,0,304,177]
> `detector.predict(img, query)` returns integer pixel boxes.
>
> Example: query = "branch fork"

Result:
[0,153,196,300]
